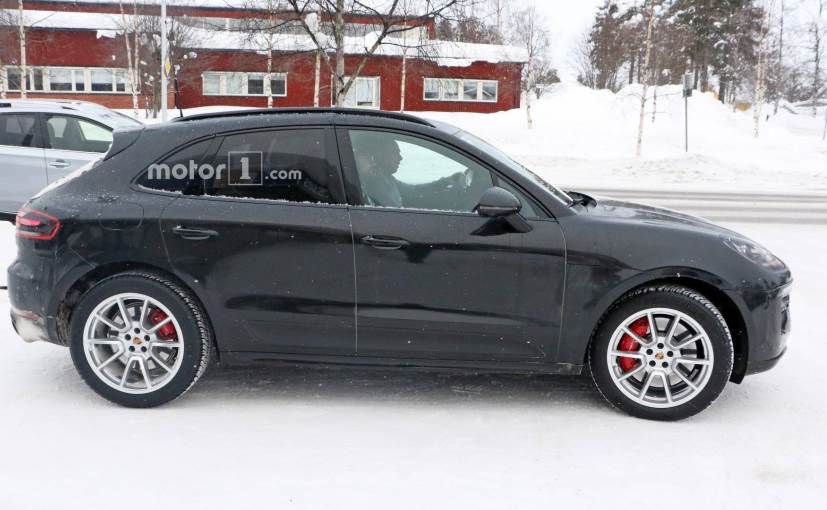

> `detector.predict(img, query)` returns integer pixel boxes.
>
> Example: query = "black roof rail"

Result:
[170,107,434,127]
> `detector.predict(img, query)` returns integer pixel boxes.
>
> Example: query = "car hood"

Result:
[586,194,737,236]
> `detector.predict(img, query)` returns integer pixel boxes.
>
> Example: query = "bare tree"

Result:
[118,1,141,117]
[572,29,598,89]
[508,3,551,129]
[285,0,464,107]
[635,0,656,157]
[806,0,826,116]
[753,2,774,138]
[0,8,13,99]
[17,0,26,98]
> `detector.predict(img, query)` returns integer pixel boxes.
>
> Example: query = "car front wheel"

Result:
[589,285,734,421]
[69,271,212,407]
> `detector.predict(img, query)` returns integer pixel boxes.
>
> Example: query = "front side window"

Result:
[204,129,339,204]
[45,115,113,153]
[348,130,542,217]
[0,114,38,148]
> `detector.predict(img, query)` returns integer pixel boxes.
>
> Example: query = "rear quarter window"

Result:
[136,139,214,195]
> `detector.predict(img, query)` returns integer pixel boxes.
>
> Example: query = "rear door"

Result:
[154,127,357,356]
[41,113,112,181]
[0,112,46,214]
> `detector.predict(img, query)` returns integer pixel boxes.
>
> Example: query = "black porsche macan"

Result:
[7,109,791,420]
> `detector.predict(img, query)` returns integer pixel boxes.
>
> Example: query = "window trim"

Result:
[422,78,499,103]
[201,71,288,97]
[336,126,550,219]
[3,66,132,95]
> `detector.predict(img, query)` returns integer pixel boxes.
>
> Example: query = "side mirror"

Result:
[476,187,522,218]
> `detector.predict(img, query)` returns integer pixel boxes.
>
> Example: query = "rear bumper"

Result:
[745,347,786,376]
[7,257,63,346]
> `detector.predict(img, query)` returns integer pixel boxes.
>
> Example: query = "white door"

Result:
[0,113,47,214]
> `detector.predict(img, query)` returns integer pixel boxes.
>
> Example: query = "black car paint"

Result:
[7,110,792,380]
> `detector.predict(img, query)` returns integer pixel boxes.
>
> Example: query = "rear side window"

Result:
[137,139,214,195]
[0,113,38,148]
[203,128,340,204]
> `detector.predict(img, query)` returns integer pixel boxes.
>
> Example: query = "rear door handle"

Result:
[48,160,71,169]
[172,226,219,241]
[361,235,410,250]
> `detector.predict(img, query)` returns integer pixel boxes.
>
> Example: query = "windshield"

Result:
[433,121,573,206]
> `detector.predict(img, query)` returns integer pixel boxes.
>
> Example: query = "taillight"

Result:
[16,208,61,241]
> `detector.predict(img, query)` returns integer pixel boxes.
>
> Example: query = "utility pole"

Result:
[160,0,168,121]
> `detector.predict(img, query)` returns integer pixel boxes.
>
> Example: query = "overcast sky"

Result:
[531,0,605,81]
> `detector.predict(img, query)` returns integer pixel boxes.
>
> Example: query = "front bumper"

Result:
[741,282,792,377]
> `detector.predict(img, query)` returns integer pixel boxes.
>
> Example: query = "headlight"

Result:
[722,236,786,269]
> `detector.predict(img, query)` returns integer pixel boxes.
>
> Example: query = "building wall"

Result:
[2,26,523,113]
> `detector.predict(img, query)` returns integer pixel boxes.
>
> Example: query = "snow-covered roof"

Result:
[2,9,529,65]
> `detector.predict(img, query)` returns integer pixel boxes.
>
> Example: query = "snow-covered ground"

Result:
[0,218,824,508]
[422,84,827,193]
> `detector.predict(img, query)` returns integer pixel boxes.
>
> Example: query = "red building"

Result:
[0,0,527,113]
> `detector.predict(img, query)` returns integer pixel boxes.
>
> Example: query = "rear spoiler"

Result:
[104,127,144,161]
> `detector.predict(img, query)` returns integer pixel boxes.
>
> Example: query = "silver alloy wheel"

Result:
[83,292,184,394]
[606,307,714,409]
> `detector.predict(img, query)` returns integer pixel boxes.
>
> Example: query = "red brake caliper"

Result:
[148,309,177,341]
[618,318,649,372]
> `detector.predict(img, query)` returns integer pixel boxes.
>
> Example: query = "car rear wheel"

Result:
[589,285,734,421]
[69,272,212,407]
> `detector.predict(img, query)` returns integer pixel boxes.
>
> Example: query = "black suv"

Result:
[8,109,792,420]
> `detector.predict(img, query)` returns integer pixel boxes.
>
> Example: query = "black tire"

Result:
[69,271,212,408]
[588,285,734,421]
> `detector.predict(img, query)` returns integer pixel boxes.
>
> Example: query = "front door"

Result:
[339,128,566,362]
[157,127,356,355]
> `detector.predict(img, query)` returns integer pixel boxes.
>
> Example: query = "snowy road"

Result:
[0,219,824,509]
[581,187,827,224]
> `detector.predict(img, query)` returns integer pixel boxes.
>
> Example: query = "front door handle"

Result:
[361,235,410,250]
[48,160,71,169]
[172,225,219,241]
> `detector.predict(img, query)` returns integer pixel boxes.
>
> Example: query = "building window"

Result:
[341,77,380,109]
[201,71,288,97]
[423,78,498,102]
[3,66,129,94]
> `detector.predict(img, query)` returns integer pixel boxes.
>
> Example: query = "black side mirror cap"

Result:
[476,187,522,218]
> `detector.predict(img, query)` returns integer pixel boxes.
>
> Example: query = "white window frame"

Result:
[2,66,131,94]
[201,71,288,97]
[337,76,381,109]
[422,78,498,103]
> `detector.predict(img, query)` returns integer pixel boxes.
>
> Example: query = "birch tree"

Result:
[118,1,141,117]
[509,4,551,129]
[753,2,774,138]
[285,0,465,107]
[17,0,26,98]
[635,0,656,157]
[0,8,12,99]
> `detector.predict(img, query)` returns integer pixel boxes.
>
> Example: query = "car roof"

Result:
[170,107,434,128]
[0,99,142,129]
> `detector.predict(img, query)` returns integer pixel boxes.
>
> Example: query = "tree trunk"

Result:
[629,52,635,85]
[774,0,784,115]
[0,55,6,99]
[119,1,140,118]
[18,0,27,98]
[266,46,273,108]
[313,49,321,107]
[333,0,345,107]
[635,0,655,157]
[400,50,407,112]
[525,69,533,130]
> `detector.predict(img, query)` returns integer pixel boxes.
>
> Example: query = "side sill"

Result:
[219,351,583,376]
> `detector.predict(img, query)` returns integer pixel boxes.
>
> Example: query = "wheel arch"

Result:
[54,261,220,361]
[583,275,749,383]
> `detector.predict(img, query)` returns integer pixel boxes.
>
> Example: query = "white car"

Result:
[0,99,142,218]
